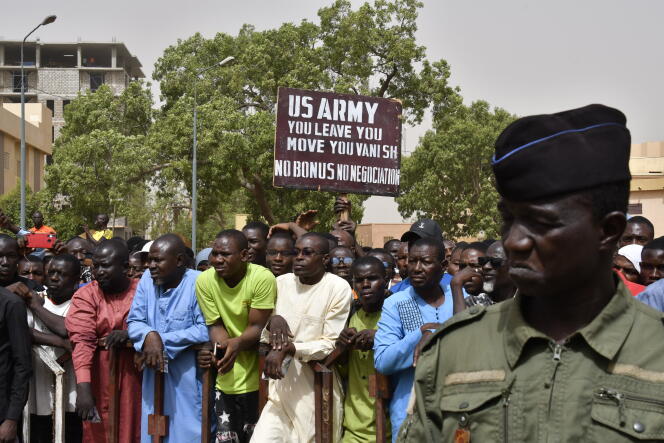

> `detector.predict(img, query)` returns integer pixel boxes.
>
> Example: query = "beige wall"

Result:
[0,103,52,195]
[629,141,664,237]
[356,223,411,248]
[629,190,663,237]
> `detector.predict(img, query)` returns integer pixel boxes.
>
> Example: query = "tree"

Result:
[396,101,517,239]
[44,82,155,240]
[150,0,459,228]
[0,186,46,235]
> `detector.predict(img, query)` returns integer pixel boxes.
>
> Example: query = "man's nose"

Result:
[503,224,533,255]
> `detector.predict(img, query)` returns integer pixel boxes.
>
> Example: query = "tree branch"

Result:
[378,65,398,97]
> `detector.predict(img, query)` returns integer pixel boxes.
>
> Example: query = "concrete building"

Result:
[0,40,144,139]
[629,141,664,237]
[356,223,411,248]
[0,103,52,194]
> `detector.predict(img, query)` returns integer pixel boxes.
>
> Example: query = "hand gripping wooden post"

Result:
[191,342,219,443]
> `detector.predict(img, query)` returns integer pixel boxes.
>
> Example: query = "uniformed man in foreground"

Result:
[399,104,664,442]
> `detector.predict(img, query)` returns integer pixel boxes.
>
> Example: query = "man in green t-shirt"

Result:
[337,256,391,442]
[195,229,276,443]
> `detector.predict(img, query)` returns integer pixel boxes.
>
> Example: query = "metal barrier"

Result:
[22,346,67,443]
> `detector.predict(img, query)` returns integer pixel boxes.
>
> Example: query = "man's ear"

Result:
[599,211,627,253]
[321,253,330,268]
[240,248,251,263]
[175,253,186,268]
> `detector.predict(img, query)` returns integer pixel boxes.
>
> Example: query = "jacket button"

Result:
[459,402,469,409]
[633,422,645,433]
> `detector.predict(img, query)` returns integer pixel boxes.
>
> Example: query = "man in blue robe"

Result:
[128,234,209,443]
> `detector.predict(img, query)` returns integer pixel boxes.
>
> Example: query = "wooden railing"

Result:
[101,339,391,443]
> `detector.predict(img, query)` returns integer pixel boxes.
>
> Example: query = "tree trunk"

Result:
[238,169,275,225]
[250,176,275,225]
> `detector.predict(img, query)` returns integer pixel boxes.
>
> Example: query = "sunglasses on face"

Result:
[478,256,505,268]
[458,263,480,271]
[331,257,354,266]
[266,249,296,257]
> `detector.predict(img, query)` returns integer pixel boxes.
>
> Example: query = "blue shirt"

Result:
[374,282,453,441]
[390,273,452,294]
[637,279,664,311]
[127,269,210,443]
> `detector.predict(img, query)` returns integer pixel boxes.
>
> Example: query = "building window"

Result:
[90,73,105,92]
[12,71,27,93]
[46,100,55,116]
[628,203,643,215]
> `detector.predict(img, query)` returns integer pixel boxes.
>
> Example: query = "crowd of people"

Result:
[1,103,664,443]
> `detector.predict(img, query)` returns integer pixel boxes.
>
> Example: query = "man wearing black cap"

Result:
[399,105,664,442]
[390,219,452,293]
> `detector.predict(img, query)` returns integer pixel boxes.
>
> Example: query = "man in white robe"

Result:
[252,233,352,442]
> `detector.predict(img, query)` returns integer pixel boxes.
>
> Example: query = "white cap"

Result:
[141,241,154,253]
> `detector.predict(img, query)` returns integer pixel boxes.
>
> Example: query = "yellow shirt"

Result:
[79,229,113,241]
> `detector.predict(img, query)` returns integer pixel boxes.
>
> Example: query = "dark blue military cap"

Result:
[492,104,631,201]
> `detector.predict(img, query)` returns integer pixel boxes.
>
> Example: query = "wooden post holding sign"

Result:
[273,87,402,199]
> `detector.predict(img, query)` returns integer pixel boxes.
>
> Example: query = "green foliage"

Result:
[44,0,487,246]
[44,82,155,239]
[150,0,458,228]
[396,101,517,239]
[0,186,46,235]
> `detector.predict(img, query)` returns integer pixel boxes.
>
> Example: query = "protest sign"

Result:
[273,87,402,196]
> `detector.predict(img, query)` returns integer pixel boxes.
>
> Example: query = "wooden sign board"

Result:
[273,87,402,196]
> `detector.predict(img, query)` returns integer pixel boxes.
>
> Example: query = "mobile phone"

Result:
[25,233,56,249]
[213,342,225,360]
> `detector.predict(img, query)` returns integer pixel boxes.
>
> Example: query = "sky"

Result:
[4,0,663,223]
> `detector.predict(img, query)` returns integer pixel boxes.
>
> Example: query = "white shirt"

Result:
[27,294,77,415]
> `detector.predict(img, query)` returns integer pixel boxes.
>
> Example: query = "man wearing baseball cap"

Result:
[391,219,451,293]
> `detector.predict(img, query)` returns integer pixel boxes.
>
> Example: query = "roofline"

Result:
[0,40,144,77]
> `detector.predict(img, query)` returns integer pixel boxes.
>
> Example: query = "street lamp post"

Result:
[20,15,56,229]
[190,56,234,251]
